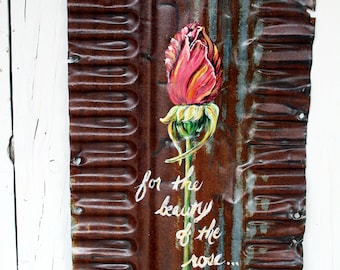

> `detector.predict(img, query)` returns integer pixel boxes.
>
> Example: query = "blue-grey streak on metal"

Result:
[202,206,226,270]
[204,241,210,270]
[207,3,231,266]
[193,0,201,22]
[209,2,232,266]
[217,205,226,270]
[208,0,218,42]
[235,0,250,121]
[208,1,236,265]
[232,0,251,268]
[220,0,232,83]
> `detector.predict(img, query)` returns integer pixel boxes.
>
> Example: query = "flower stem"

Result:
[183,137,193,270]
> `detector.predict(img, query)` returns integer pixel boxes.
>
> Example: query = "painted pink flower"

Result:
[165,22,223,105]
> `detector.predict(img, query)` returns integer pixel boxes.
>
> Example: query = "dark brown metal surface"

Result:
[68,0,315,269]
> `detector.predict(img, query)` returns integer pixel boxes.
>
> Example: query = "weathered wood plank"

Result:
[10,0,72,269]
[0,1,17,269]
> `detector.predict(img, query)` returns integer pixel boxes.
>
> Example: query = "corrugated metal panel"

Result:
[241,1,313,268]
[68,0,315,269]
[69,1,152,269]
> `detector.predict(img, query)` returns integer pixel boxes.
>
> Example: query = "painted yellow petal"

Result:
[182,105,197,122]
[160,106,179,124]
[165,103,219,164]
[185,105,204,122]
[167,121,183,165]
[204,103,219,134]
[165,120,210,164]
[175,106,186,121]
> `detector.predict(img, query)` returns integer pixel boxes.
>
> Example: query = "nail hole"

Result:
[306,8,316,19]
[72,207,83,215]
[290,238,303,251]
[291,209,305,220]
[68,55,80,64]
[293,212,301,219]
[297,112,306,121]
[72,156,82,166]
[291,238,298,246]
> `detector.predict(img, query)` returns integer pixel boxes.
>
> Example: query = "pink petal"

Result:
[164,22,223,105]
[186,43,217,103]
[167,39,208,104]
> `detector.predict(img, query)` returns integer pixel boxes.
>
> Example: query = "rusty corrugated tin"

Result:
[68,0,315,269]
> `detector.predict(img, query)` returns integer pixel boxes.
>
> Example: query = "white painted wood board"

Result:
[305,0,340,269]
[10,0,72,269]
[0,1,17,269]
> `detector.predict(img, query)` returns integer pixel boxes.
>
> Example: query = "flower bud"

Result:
[165,22,223,105]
